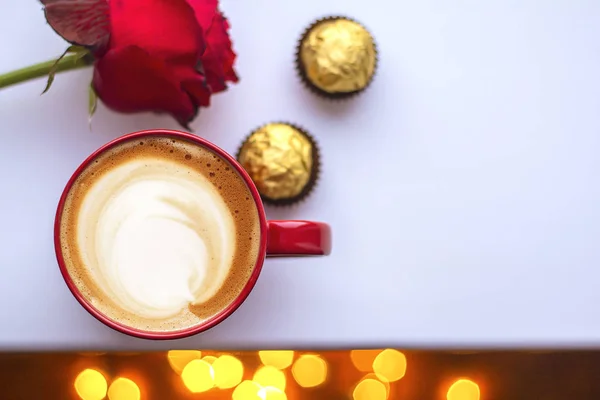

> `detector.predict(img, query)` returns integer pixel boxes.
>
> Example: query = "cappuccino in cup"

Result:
[57,135,261,332]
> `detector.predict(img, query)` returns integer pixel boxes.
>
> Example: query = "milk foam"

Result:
[76,157,236,319]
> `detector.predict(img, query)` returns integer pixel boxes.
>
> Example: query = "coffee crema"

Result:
[58,135,261,332]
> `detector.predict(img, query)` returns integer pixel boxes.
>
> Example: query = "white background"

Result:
[1,0,600,350]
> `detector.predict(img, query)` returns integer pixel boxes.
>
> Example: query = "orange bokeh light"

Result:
[350,350,383,372]
[446,379,480,400]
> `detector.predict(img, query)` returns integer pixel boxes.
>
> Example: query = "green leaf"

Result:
[41,45,90,95]
[88,83,98,130]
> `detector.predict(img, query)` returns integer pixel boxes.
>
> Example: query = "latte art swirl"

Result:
[77,158,236,319]
[59,136,261,333]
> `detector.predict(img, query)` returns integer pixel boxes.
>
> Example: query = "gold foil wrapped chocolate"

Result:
[297,17,377,98]
[237,123,319,205]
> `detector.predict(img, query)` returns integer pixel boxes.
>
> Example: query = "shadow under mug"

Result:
[54,129,332,340]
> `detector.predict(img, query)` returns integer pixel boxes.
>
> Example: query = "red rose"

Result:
[42,0,238,127]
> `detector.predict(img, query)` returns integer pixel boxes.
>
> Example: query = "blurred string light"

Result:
[231,380,287,400]
[181,359,214,393]
[253,366,286,391]
[353,378,387,400]
[74,369,108,400]
[167,350,201,374]
[258,386,287,400]
[291,354,328,388]
[232,380,262,400]
[107,377,140,400]
[446,379,480,400]
[258,351,295,370]
[350,350,383,372]
[372,349,407,382]
[73,349,479,400]
[213,355,244,389]
[360,373,390,399]
[202,355,217,364]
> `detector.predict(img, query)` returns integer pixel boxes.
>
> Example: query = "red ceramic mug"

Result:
[54,129,331,339]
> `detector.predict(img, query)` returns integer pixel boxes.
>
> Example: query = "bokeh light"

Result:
[353,378,387,400]
[447,379,480,400]
[181,359,214,393]
[350,350,382,372]
[107,377,140,400]
[372,349,407,382]
[74,369,108,400]
[258,386,288,400]
[253,366,286,391]
[212,354,244,389]
[65,349,492,400]
[291,354,328,388]
[232,380,262,400]
[167,350,201,374]
[202,355,217,364]
[258,351,295,370]
[360,373,390,398]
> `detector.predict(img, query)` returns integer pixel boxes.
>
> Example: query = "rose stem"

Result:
[0,53,92,90]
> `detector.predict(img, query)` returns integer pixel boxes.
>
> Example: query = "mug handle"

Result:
[266,220,332,256]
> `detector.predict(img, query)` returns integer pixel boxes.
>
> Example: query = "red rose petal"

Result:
[185,0,218,31]
[109,0,204,65]
[202,12,239,93]
[42,0,110,52]
[93,46,197,127]
[182,75,211,108]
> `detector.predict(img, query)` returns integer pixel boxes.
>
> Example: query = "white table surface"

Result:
[1,0,600,350]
